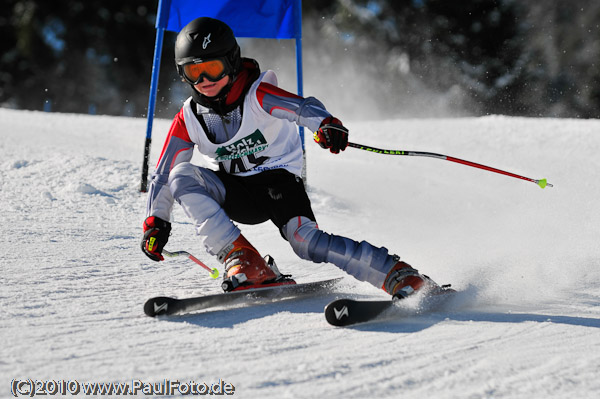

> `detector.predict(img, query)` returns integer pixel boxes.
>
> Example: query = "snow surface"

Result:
[2,108,599,398]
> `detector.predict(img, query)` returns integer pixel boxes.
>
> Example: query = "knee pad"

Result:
[168,163,225,204]
[283,216,321,261]
[168,162,198,200]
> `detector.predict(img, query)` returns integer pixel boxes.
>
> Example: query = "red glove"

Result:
[314,116,349,154]
[141,216,171,261]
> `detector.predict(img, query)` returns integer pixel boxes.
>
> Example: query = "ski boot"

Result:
[382,257,439,299]
[219,234,294,292]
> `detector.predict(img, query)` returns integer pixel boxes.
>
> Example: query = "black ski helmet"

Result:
[175,17,242,81]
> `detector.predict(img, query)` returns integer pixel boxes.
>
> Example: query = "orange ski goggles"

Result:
[180,58,231,84]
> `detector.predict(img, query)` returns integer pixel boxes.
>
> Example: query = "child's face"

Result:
[194,75,230,98]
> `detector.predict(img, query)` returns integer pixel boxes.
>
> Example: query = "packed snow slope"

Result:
[2,108,599,398]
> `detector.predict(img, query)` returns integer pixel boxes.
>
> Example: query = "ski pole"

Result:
[347,142,553,189]
[163,249,220,278]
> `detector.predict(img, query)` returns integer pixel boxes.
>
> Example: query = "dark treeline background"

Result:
[1,0,599,120]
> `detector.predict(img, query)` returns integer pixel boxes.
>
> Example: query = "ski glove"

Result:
[141,216,171,261]
[314,116,349,154]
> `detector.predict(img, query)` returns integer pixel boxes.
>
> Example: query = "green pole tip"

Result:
[537,178,553,189]
[210,268,220,279]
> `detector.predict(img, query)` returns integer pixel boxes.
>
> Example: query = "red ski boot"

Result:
[219,234,284,291]
[382,258,434,299]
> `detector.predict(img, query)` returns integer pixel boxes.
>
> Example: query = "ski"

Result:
[144,277,342,317]
[325,286,456,327]
[325,298,393,326]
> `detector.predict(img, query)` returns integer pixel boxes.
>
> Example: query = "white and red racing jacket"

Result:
[146,70,332,220]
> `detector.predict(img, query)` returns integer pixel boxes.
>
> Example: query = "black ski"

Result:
[325,286,456,327]
[144,277,342,317]
[325,298,393,326]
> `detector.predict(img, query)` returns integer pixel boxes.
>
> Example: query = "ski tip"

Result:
[144,296,177,317]
[324,299,357,327]
[325,298,393,327]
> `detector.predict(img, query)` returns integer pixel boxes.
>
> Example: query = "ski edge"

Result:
[144,277,343,317]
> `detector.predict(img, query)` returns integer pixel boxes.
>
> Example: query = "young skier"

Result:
[141,17,440,298]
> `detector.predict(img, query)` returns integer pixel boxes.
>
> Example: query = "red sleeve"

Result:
[256,82,303,115]
[255,82,331,132]
[155,108,193,170]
